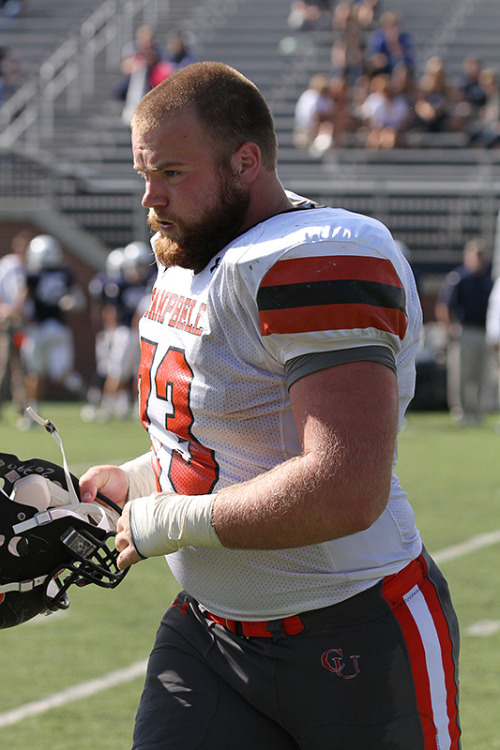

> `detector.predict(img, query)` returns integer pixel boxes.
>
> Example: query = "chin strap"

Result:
[11,504,117,535]
[26,407,80,508]
[0,576,49,595]
[24,407,121,527]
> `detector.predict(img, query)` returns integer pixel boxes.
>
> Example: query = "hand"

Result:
[79,464,129,510]
[116,503,143,570]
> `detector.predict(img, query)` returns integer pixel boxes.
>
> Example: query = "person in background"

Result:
[466,68,500,149]
[0,45,22,105]
[83,247,126,422]
[164,30,198,71]
[0,0,23,18]
[80,61,461,749]
[359,73,411,148]
[332,0,379,33]
[436,237,494,425]
[0,230,31,419]
[293,73,334,149]
[365,10,415,78]
[118,26,173,124]
[455,57,487,124]
[18,234,86,429]
[287,0,333,31]
[83,242,154,422]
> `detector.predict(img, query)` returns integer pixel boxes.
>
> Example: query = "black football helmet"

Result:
[0,451,127,629]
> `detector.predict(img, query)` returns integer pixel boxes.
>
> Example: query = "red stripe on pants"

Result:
[382,557,460,749]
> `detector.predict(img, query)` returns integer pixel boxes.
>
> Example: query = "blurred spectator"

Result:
[411,56,459,134]
[18,234,86,429]
[358,73,411,148]
[0,0,23,19]
[328,75,358,146]
[292,1,500,154]
[435,238,494,426]
[333,0,379,32]
[466,68,500,149]
[0,46,22,105]
[165,30,198,71]
[117,26,174,124]
[391,62,418,110]
[330,15,366,85]
[0,230,31,419]
[455,57,488,123]
[117,26,164,92]
[287,0,332,31]
[294,73,334,148]
[352,0,379,29]
[365,11,415,78]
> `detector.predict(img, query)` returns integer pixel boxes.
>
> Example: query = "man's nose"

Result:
[142,179,167,208]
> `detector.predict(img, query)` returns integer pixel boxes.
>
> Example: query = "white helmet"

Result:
[105,248,125,278]
[26,234,63,271]
[123,241,153,271]
[122,241,153,281]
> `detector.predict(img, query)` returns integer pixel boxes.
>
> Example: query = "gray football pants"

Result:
[132,549,461,749]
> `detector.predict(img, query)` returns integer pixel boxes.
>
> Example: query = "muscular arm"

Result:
[81,360,399,567]
[212,360,399,549]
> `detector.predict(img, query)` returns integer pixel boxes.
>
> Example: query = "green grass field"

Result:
[0,404,498,749]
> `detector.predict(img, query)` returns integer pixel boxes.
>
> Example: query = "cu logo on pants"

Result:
[321,648,360,679]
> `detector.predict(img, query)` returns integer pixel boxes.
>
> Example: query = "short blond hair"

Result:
[131,61,278,170]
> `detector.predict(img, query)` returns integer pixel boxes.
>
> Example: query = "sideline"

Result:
[0,660,147,728]
[433,529,500,563]
[0,529,499,729]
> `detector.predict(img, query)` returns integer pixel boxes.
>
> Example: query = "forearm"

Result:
[212,442,392,550]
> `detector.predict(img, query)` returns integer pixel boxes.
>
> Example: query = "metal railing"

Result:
[0,0,161,148]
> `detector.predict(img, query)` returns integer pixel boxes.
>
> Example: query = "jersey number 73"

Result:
[138,338,219,495]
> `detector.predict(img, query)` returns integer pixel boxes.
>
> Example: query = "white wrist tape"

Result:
[120,452,157,500]
[128,493,222,558]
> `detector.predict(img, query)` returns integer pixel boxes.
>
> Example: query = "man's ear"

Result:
[231,141,261,184]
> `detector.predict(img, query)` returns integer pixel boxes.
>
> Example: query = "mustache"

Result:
[148,210,164,233]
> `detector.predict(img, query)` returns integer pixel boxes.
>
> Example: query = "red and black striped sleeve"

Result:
[257,255,408,340]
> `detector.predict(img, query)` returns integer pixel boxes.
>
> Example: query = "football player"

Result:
[82,242,154,422]
[80,62,461,749]
[18,235,85,428]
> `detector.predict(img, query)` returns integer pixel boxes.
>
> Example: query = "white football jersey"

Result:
[138,204,423,619]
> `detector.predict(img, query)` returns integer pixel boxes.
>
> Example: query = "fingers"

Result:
[79,464,129,508]
[116,505,143,570]
[116,543,142,571]
[79,467,100,503]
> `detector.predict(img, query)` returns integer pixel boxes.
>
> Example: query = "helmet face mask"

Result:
[0,452,126,629]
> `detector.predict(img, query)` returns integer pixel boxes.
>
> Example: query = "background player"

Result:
[18,233,85,428]
[83,241,154,422]
[0,229,31,419]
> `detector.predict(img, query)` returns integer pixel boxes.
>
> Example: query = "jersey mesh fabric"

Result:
[138,204,422,620]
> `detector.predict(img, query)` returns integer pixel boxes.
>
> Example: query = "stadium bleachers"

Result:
[0,0,500,283]
[0,0,105,78]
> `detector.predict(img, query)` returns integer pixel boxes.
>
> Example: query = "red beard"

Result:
[147,179,251,274]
